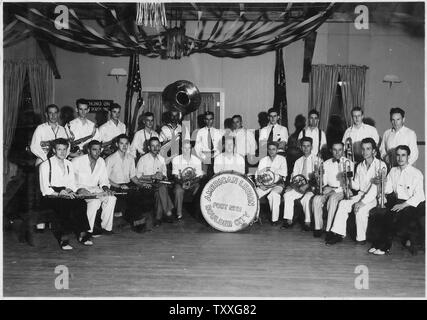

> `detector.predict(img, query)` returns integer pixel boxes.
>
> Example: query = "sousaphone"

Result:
[162,80,201,116]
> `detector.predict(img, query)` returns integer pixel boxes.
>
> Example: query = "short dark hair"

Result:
[267,108,279,115]
[148,136,160,145]
[390,107,405,118]
[204,111,214,118]
[232,114,242,121]
[331,141,344,148]
[45,104,59,113]
[111,103,121,111]
[76,98,88,107]
[143,112,154,118]
[351,107,364,115]
[396,144,411,156]
[88,140,102,149]
[116,134,129,143]
[361,137,377,150]
[308,109,320,117]
[52,138,69,149]
[267,141,279,148]
[300,136,313,145]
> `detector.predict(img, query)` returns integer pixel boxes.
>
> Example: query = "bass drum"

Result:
[200,171,259,232]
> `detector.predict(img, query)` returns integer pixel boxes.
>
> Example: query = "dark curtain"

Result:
[27,60,54,120]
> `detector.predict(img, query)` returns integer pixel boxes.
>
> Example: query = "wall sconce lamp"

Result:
[108,68,127,82]
[383,74,401,88]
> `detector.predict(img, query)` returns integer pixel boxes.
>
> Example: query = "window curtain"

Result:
[338,65,368,127]
[3,61,27,174]
[144,92,165,131]
[308,65,340,131]
[188,93,219,132]
[27,60,54,120]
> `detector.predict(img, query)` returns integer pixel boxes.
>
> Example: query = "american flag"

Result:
[273,48,288,127]
[125,54,144,139]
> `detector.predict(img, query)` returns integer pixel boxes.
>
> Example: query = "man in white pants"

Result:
[255,141,287,225]
[326,137,387,245]
[311,142,354,237]
[72,140,116,236]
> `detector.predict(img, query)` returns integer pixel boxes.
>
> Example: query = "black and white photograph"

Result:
[1,0,425,300]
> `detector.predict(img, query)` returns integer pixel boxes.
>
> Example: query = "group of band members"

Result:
[30,98,424,254]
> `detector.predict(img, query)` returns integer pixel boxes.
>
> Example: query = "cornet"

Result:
[343,160,353,200]
[345,137,354,162]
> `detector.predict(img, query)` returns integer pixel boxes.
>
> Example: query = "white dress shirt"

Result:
[213,153,245,174]
[136,153,167,177]
[352,158,387,205]
[292,154,320,180]
[256,155,288,182]
[130,129,159,158]
[385,165,425,207]
[172,154,203,177]
[259,124,289,144]
[159,124,190,143]
[231,128,257,156]
[39,156,76,196]
[322,157,354,192]
[298,127,327,156]
[72,154,110,190]
[194,127,224,160]
[380,126,418,165]
[98,119,126,143]
[30,122,69,165]
[66,118,100,150]
[105,151,136,184]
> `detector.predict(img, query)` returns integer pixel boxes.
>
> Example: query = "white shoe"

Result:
[114,211,123,218]
[373,249,385,255]
[368,247,377,253]
[61,243,73,251]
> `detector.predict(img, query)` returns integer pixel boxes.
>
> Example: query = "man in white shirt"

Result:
[30,104,69,231]
[379,107,418,167]
[259,108,288,157]
[130,112,159,160]
[342,107,379,163]
[172,140,204,220]
[327,138,387,245]
[66,98,100,158]
[214,137,246,174]
[255,141,287,224]
[72,140,116,236]
[98,103,127,157]
[369,145,425,255]
[298,110,327,158]
[282,137,318,230]
[136,137,174,226]
[39,138,91,250]
[106,134,150,233]
[231,115,257,170]
[311,142,354,237]
[194,111,223,177]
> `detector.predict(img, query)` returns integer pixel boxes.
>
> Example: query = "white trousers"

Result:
[312,191,344,231]
[283,189,314,223]
[330,194,377,241]
[85,196,117,232]
[256,186,283,222]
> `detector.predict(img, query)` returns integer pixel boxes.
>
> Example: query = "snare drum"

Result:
[200,171,259,232]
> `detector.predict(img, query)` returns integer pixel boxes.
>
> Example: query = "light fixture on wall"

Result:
[383,74,401,88]
[108,68,127,82]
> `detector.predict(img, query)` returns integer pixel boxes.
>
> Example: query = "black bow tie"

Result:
[332,159,340,163]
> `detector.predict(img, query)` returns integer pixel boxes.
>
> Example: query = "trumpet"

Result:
[343,159,353,200]
[313,159,324,195]
[376,166,388,209]
[345,137,354,162]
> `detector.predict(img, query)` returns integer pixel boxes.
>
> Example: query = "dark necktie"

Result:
[268,125,275,142]
[208,128,214,153]
[332,158,340,163]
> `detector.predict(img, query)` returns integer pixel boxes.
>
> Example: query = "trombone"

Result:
[343,159,353,199]
[345,137,354,162]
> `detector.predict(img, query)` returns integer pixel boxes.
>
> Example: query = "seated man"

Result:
[282,137,318,230]
[172,140,204,220]
[369,145,425,255]
[136,137,174,227]
[327,138,387,245]
[311,142,354,237]
[39,138,91,250]
[106,134,151,233]
[213,137,245,174]
[255,141,287,225]
[72,140,117,236]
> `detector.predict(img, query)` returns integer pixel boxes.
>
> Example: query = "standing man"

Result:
[136,137,174,226]
[298,110,327,158]
[342,107,379,163]
[30,104,69,232]
[72,140,117,236]
[66,98,100,158]
[259,108,288,156]
[326,138,387,245]
[311,142,354,237]
[369,145,425,255]
[98,103,127,157]
[39,138,92,250]
[255,141,287,225]
[194,111,223,178]
[106,134,150,233]
[130,112,159,160]
[379,108,418,168]
[172,140,204,220]
[231,115,257,170]
[214,137,246,174]
[282,137,317,230]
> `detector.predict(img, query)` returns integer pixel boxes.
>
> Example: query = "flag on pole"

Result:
[273,48,288,128]
[125,54,144,140]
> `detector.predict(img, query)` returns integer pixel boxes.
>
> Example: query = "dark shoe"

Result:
[102,229,114,235]
[176,214,183,221]
[356,240,366,245]
[313,230,323,238]
[271,221,279,226]
[34,226,45,234]
[60,240,73,251]
[133,224,146,234]
[79,234,93,246]
[280,221,292,229]
[154,219,162,227]
[164,216,174,224]
[408,243,418,256]
[92,229,103,238]
[302,224,311,232]
[326,233,342,245]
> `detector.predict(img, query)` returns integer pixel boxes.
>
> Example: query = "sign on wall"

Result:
[86,100,114,113]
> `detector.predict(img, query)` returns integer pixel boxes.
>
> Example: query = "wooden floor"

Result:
[3,211,425,298]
